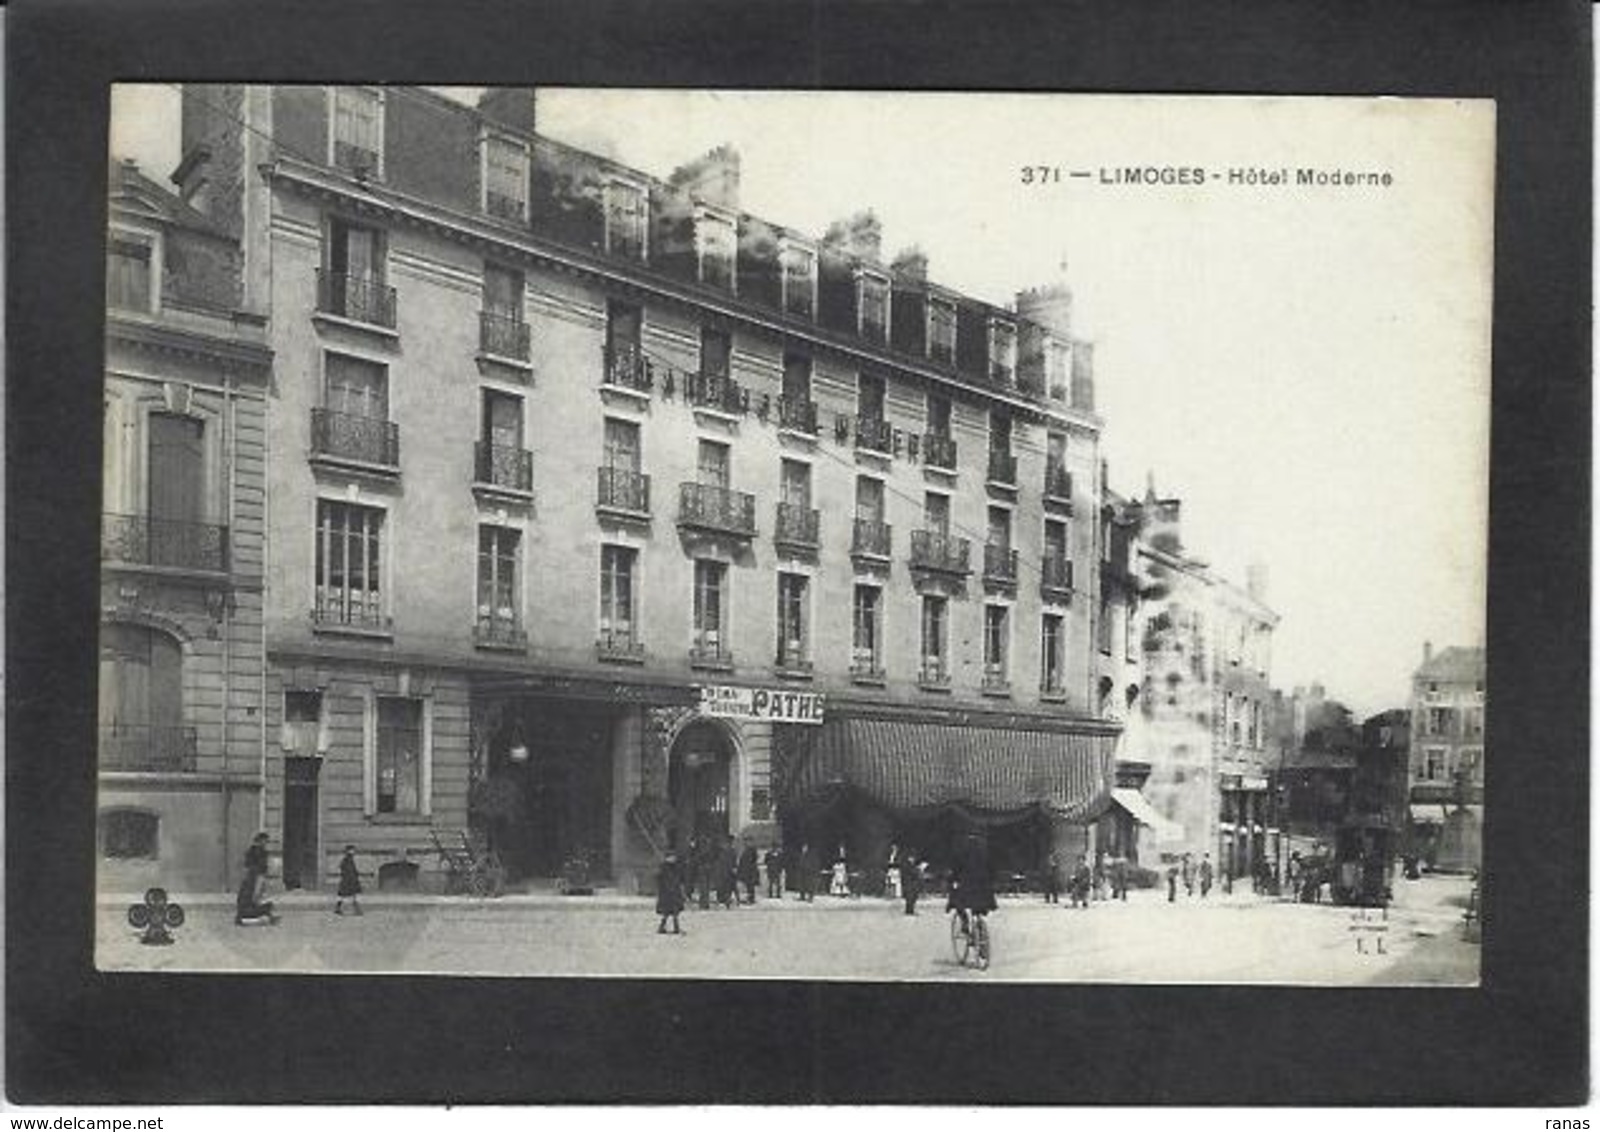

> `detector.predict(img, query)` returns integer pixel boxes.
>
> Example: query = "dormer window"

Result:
[927,296,957,364]
[1048,338,1072,402]
[107,229,158,313]
[857,269,890,343]
[604,178,649,263]
[780,240,816,319]
[695,205,737,291]
[482,133,529,222]
[330,87,384,178]
[988,317,1017,387]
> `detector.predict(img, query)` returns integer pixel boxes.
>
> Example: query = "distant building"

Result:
[1407,643,1485,870]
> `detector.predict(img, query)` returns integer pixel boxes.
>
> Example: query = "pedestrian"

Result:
[1166,863,1179,903]
[715,835,738,908]
[830,850,850,897]
[737,838,760,905]
[235,832,278,925]
[764,844,785,899]
[1042,849,1062,904]
[885,844,903,901]
[1092,853,1108,901]
[899,849,923,916]
[1288,851,1304,901]
[655,851,686,935]
[334,844,363,916]
[1181,852,1195,897]
[1199,853,1214,898]
[690,833,713,910]
[946,832,998,936]
[796,842,819,903]
[1070,854,1092,909]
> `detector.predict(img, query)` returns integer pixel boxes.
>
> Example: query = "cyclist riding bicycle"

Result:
[946,831,998,933]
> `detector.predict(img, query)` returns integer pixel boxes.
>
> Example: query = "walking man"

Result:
[764,844,785,899]
[1199,853,1214,898]
[737,838,760,905]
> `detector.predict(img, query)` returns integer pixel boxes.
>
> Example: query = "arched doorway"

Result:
[668,720,736,844]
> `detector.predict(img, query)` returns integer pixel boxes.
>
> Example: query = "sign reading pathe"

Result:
[698,684,825,724]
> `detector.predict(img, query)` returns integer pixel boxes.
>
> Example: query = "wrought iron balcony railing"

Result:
[775,647,813,675]
[774,502,820,549]
[777,396,819,435]
[596,627,645,663]
[919,658,951,687]
[982,666,1011,694]
[333,140,380,177]
[849,658,887,683]
[686,372,747,415]
[923,432,957,471]
[857,414,894,454]
[983,543,1020,586]
[597,466,650,516]
[485,190,526,222]
[602,344,652,393]
[102,513,229,572]
[689,639,735,670]
[678,482,757,538]
[479,310,530,360]
[910,530,972,575]
[316,268,396,329]
[851,517,892,559]
[311,408,400,468]
[313,591,391,632]
[1044,462,1073,502]
[1040,675,1068,698]
[474,442,534,493]
[100,723,198,773]
[474,613,528,650]
[987,448,1018,486]
[1041,553,1075,597]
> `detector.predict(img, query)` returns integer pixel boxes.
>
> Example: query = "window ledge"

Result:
[599,382,652,409]
[366,813,433,826]
[475,351,535,377]
[1039,689,1069,703]
[312,620,394,641]
[471,482,536,507]
[312,310,400,342]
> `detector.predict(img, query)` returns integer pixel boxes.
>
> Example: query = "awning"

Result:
[1111,787,1185,842]
[1408,804,1446,825]
[788,715,1118,822]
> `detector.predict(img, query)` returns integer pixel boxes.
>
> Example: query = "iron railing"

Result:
[774,503,820,548]
[910,530,972,575]
[678,482,757,537]
[311,408,400,467]
[777,396,819,435]
[474,613,528,650]
[102,513,229,572]
[686,372,747,415]
[474,442,534,493]
[851,517,892,559]
[1040,674,1068,698]
[1041,554,1075,597]
[987,449,1018,486]
[485,190,526,222]
[919,658,951,686]
[602,344,652,393]
[689,640,735,669]
[982,667,1011,694]
[100,723,198,773]
[984,544,1020,586]
[313,591,390,632]
[923,432,958,470]
[849,658,887,683]
[316,268,396,328]
[856,415,894,454]
[479,310,530,360]
[775,648,813,675]
[596,628,645,663]
[597,467,650,515]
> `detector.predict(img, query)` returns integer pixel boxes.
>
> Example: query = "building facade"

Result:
[165,84,1125,893]
[1407,643,1485,871]
[99,158,272,892]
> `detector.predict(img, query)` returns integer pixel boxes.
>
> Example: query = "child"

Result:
[335,844,363,916]
[656,852,686,935]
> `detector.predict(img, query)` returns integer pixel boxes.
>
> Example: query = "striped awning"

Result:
[1111,787,1186,843]
[788,715,1118,821]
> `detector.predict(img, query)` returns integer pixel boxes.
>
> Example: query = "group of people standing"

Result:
[1165,852,1216,901]
[1041,852,1133,907]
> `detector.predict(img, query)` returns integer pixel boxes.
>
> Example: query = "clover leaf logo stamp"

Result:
[128,887,185,946]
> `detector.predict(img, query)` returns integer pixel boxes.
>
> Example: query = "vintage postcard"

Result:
[96,87,1491,983]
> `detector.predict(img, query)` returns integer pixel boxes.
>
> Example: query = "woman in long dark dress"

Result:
[655,852,686,934]
[235,832,277,924]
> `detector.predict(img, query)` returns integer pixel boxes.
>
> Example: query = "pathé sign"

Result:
[698,684,825,724]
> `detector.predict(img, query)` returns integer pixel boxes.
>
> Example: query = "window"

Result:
[987,506,1012,551]
[921,596,949,679]
[325,353,388,421]
[107,233,154,312]
[1041,614,1065,694]
[782,352,812,402]
[375,697,423,815]
[989,318,1017,385]
[603,418,641,472]
[858,372,886,421]
[991,413,1012,455]
[697,439,730,488]
[331,87,383,175]
[1458,747,1483,785]
[100,624,184,769]
[599,545,638,645]
[483,135,529,221]
[927,394,952,437]
[781,243,816,318]
[1097,590,1113,654]
[781,459,811,508]
[1046,432,1069,496]
[100,810,160,860]
[315,500,385,629]
[607,301,642,357]
[1422,747,1448,782]
[1045,519,1069,562]
[777,573,809,668]
[1426,707,1454,737]
[477,526,521,639]
[983,604,1009,682]
[324,218,389,325]
[697,209,737,290]
[148,413,205,544]
[858,270,890,341]
[928,297,957,363]
[692,560,728,657]
[852,584,882,672]
[856,475,885,523]
[605,180,649,261]
[481,389,523,452]
[483,263,524,318]
[1125,603,1138,663]
[281,690,326,758]
[1048,339,1072,402]
[700,327,731,380]
[924,492,950,535]
[1463,706,1484,738]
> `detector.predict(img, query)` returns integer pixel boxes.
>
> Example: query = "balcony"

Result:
[1041,554,1075,600]
[924,432,958,472]
[856,415,894,455]
[689,639,735,671]
[851,517,892,563]
[987,449,1018,488]
[602,344,653,396]
[333,139,380,178]
[596,628,646,664]
[777,396,819,436]
[100,723,198,773]
[474,441,534,496]
[774,502,820,552]
[910,530,972,576]
[775,648,813,679]
[485,190,526,223]
[849,658,887,685]
[479,310,531,362]
[316,269,396,330]
[918,658,951,690]
[678,482,757,539]
[982,667,1012,696]
[311,408,400,471]
[686,372,747,417]
[313,593,391,635]
[1044,463,1074,509]
[1040,676,1068,702]
[596,466,650,519]
[983,543,1020,590]
[102,513,229,573]
[474,613,528,651]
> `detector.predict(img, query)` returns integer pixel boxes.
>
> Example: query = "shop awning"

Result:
[1111,787,1185,842]
[789,715,1118,822]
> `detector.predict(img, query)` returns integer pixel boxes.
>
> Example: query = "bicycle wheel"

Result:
[949,913,972,966]
[971,917,991,970]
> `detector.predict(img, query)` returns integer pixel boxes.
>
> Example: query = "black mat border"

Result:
[6,0,1590,1107]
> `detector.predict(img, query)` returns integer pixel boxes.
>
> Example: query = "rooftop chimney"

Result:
[1423,640,1433,664]
[822,210,883,262]
[477,88,538,136]
[669,145,741,213]
[890,245,928,284]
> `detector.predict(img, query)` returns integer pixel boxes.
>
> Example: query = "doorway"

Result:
[668,721,735,844]
[282,757,321,889]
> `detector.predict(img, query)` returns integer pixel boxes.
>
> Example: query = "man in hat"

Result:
[655,851,686,935]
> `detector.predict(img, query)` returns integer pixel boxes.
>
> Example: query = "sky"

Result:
[110,87,1494,717]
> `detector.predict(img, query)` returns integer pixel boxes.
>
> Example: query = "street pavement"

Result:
[97,873,1479,984]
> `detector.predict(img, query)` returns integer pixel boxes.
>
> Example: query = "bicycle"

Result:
[949,909,992,970]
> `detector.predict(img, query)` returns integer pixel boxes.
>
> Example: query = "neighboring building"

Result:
[99,158,273,892]
[1276,685,1362,853]
[1407,643,1485,871]
[168,84,1124,893]
[1133,483,1279,878]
